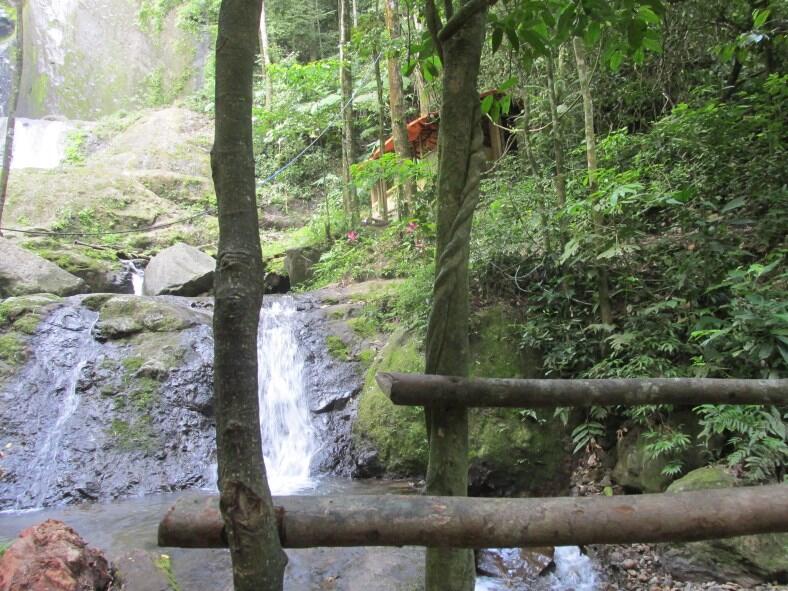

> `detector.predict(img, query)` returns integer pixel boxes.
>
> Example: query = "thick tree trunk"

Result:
[384,0,414,218]
[423,3,487,589]
[374,50,389,222]
[212,1,287,589]
[377,373,788,408]
[339,0,359,226]
[573,37,613,328]
[0,0,24,236]
[259,0,274,110]
[160,485,788,549]
[545,52,567,248]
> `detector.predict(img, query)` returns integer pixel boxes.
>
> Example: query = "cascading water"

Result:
[16,306,102,508]
[257,297,320,494]
[4,118,74,169]
[127,261,145,296]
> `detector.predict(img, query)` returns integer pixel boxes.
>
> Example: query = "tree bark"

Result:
[545,52,567,248]
[412,66,434,117]
[212,1,287,589]
[259,0,274,110]
[339,0,359,226]
[374,49,389,222]
[573,36,614,328]
[377,372,788,408]
[160,485,788,549]
[0,0,24,236]
[384,0,414,218]
[422,2,487,589]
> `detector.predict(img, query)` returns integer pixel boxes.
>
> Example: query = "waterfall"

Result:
[3,118,74,169]
[20,307,101,508]
[128,261,144,296]
[257,297,319,494]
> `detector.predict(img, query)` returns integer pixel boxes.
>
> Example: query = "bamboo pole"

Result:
[160,485,788,549]
[376,373,788,408]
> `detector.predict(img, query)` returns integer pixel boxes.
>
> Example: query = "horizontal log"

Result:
[159,485,788,549]
[376,373,788,408]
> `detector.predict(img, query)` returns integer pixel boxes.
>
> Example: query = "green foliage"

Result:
[64,130,88,166]
[696,405,787,482]
[0,539,10,558]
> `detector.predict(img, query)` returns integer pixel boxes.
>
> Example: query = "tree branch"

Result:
[438,0,496,42]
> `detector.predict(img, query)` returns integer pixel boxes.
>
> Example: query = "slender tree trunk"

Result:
[573,37,613,327]
[545,52,567,249]
[0,0,24,236]
[212,1,287,589]
[339,0,359,226]
[374,49,389,222]
[520,91,551,254]
[413,66,432,116]
[423,3,487,589]
[259,0,274,110]
[384,0,414,218]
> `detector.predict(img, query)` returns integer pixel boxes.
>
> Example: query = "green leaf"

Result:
[499,76,517,92]
[492,26,504,53]
[753,8,770,29]
[721,196,746,213]
[518,29,549,57]
[505,25,520,52]
[609,50,624,71]
[481,94,494,114]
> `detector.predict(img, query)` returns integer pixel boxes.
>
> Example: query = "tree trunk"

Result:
[384,0,414,218]
[573,37,613,328]
[423,3,487,589]
[374,49,389,222]
[545,52,567,248]
[413,66,433,117]
[339,0,359,226]
[0,0,24,236]
[377,372,788,408]
[161,485,788,549]
[212,1,287,589]
[259,0,274,110]
[520,91,550,253]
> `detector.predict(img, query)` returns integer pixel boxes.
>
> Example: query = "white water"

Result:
[2,117,75,169]
[257,298,319,494]
[24,309,101,507]
[550,546,597,590]
[128,261,145,296]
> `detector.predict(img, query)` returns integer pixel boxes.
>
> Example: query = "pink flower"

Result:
[405,221,418,234]
[347,230,359,243]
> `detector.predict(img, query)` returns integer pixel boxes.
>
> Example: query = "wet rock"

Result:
[142,243,215,297]
[0,519,113,590]
[0,240,86,297]
[665,466,737,493]
[114,550,174,591]
[92,294,209,340]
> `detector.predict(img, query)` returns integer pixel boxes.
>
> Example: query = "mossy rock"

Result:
[0,294,62,384]
[666,465,737,493]
[353,307,570,495]
[93,295,208,340]
[662,469,788,584]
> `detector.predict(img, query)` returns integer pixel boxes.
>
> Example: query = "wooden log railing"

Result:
[376,373,788,408]
[159,485,788,549]
[159,373,788,551]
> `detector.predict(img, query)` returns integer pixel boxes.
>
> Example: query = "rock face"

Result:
[0,240,86,297]
[660,466,788,585]
[0,519,113,590]
[284,247,323,286]
[142,243,215,296]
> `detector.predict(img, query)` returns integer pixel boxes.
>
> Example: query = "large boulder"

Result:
[0,520,113,590]
[0,240,85,297]
[142,243,215,296]
[660,466,788,585]
[90,294,210,340]
[284,247,324,286]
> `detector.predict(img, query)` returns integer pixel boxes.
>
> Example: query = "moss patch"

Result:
[154,553,181,591]
[326,335,351,361]
[108,417,158,452]
[0,294,62,383]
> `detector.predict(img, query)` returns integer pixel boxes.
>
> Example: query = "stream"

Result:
[0,296,598,589]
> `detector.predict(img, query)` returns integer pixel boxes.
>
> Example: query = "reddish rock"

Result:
[0,519,113,591]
